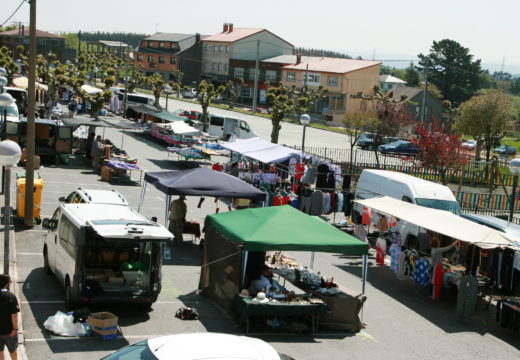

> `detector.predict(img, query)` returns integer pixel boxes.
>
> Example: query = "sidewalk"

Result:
[0,191,28,360]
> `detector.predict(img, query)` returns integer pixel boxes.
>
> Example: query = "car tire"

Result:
[43,248,51,274]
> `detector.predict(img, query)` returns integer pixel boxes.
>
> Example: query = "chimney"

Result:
[195,33,200,43]
[296,54,302,65]
[228,23,234,32]
[223,23,229,33]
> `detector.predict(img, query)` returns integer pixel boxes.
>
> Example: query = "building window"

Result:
[146,41,151,47]
[204,44,209,52]
[224,64,228,72]
[158,56,165,64]
[213,45,217,52]
[241,86,252,98]
[219,45,224,53]
[249,69,258,80]
[234,67,244,78]
[328,76,338,86]
[137,55,143,62]
[265,70,277,81]
[303,73,321,86]
[204,63,210,71]
[286,72,296,82]
[218,63,222,71]
[170,57,176,65]
[212,63,217,71]
[159,42,165,48]
[147,55,153,63]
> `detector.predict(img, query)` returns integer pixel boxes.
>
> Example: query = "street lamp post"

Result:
[0,92,15,195]
[300,113,311,157]
[0,73,7,93]
[0,140,22,274]
[509,158,520,222]
[163,85,172,111]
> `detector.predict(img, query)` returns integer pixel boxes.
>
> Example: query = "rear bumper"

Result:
[79,293,156,304]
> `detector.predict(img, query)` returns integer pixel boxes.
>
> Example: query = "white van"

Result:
[59,188,129,206]
[353,169,461,245]
[42,203,173,309]
[0,96,20,122]
[208,114,256,140]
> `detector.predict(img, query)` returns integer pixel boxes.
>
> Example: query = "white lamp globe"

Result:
[0,140,22,167]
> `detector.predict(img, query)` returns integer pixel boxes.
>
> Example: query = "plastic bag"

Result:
[44,311,87,337]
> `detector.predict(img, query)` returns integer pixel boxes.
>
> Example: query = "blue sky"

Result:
[3,0,519,72]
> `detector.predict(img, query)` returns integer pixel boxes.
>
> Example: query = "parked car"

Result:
[59,188,128,206]
[356,133,375,150]
[378,140,419,155]
[172,109,202,120]
[461,213,520,241]
[493,145,517,156]
[461,140,477,151]
[182,88,197,99]
[101,333,294,360]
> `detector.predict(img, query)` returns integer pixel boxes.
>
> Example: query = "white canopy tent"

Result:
[220,137,301,164]
[355,196,513,249]
[156,122,203,136]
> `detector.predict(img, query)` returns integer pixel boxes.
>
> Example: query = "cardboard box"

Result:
[88,312,118,330]
[100,166,112,182]
[107,276,125,284]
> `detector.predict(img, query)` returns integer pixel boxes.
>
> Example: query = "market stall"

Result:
[220,137,302,164]
[355,196,515,320]
[200,205,369,332]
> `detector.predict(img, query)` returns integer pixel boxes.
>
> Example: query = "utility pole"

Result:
[251,39,260,114]
[420,62,428,125]
[24,0,37,228]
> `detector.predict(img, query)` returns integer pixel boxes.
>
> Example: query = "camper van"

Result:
[208,114,256,140]
[42,203,173,309]
[353,169,461,246]
[4,87,28,116]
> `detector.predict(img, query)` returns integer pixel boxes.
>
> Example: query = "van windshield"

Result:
[415,198,461,215]
[0,105,19,117]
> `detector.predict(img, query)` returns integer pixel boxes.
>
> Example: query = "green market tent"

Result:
[200,206,369,311]
[206,206,368,255]
[153,112,189,122]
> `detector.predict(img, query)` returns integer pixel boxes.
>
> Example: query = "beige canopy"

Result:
[355,196,512,249]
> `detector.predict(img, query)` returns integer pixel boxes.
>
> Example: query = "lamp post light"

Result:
[163,85,172,111]
[509,157,520,222]
[0,75,7,94]
[0,92,15,195]
[300,113,311,157]
[0,140,22,274]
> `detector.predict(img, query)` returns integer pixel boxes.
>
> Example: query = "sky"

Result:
[3,0,520,73]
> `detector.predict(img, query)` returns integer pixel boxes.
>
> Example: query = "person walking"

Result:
[90,135,105,173]
[0,274,19,360]
[169,195,187,246]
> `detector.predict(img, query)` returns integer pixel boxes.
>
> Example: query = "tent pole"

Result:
[137,181,148,212]
[165,195,171,226]
[362,254,368,294]
[241,251,248,289]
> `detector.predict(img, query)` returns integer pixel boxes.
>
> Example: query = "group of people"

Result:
[59,88,92,117]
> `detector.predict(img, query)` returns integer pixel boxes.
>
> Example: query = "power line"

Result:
[1,0,27,27]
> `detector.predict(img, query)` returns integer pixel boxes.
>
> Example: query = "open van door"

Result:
[237,120,256,139]
[209,115,225,139]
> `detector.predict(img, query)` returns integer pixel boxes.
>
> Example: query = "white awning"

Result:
[221,137,301,164]
[156,122,202,136]
[355,196,512,249]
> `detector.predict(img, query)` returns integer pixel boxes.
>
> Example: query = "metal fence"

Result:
[460,207,520,225]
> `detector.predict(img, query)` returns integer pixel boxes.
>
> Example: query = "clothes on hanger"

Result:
[376,237,387,266]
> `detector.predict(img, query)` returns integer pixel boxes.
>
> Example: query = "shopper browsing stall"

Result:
[248,265,276,297]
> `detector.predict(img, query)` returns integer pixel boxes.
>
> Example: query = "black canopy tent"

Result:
[137,167,267,225]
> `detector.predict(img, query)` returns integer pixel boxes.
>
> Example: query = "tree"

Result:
[342,111,379,169]
[146,73,164,107]
[404,62,420,87]
[412,120,466,185]
[510,78,520,95]
[266,82,295,144]
[360,86,416,166]
[197,80,225,132]
[292,85,328,118]
[418,39,482,105]
[226,78,243,107]
[454,90,514,161]
[0,46,20,85]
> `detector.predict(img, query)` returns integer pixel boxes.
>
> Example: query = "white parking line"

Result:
[17,253,41,256]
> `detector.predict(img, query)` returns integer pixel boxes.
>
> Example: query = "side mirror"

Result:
[42,218,50,229]
[58,197,65,202]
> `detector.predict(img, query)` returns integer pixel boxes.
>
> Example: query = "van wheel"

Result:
[64,279,76,310]
[43,248,51,274]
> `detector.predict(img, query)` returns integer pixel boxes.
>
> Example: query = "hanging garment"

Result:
[289,157,297,176]
[353,225,368,243]
[329,193,336,215]
[361,206,372,225]
[413,258,430,286]
[325,171,336,189]
[397,251,407,280]
[295,163,305,181]
[375,237,387,266]
[322,192,331,214]
[310,190,323,215]
[342,175,351,191]
[456,275,478,320]
[378,216,389,232]
[514,251,520,271]
[302,165,318,185]
[389,242,402,275]
[316,164,330,188]
[388,216,397,228]
[336,192,344,212]
[432,262,444,300]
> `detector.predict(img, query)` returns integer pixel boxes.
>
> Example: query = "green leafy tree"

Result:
[342,111,379,169]
[197,80,225,132]
[0,46,20,85]
[293,85,328,118]
[418,39,482,105]
[510,78,520,95]
[146,73,164,107]
[454,90,514,161]
[404,62,420,87]
[226,78,244,108]
[266,82,295,144]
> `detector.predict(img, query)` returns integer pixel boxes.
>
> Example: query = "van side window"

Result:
[50,208,61,231]
[210,116,224,127]
[58,216,77,257]
[239,121,249,131]
[402,196,413,203]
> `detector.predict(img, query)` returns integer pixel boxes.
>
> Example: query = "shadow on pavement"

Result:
[147,158,203,171]
[335,257,520,349]
[123,131,168,152]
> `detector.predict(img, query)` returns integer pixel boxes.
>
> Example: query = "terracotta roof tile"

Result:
[283,57,381,74]
[0,28,64,39]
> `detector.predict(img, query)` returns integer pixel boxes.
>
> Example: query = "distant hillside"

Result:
[78,31,148,47]
[293,47,352,59]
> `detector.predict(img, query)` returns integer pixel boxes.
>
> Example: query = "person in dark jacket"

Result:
[0,274,20,360]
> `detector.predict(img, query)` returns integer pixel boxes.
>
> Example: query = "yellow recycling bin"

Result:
[16,177,44,222]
